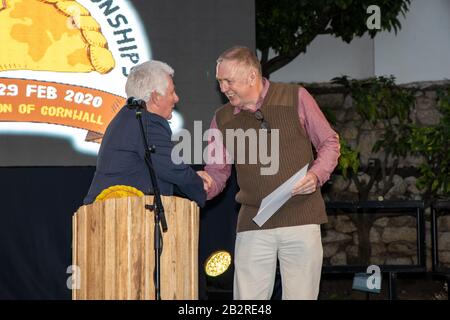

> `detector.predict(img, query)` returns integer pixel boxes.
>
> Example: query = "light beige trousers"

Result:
[233,224,323,300]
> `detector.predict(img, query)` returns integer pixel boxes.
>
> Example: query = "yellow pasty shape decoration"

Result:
[0,0,115,74]
[95,185,144,202]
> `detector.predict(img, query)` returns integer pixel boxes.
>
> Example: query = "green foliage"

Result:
[256,0,411,76]
[337,138,360,178]
[321,106,359,178]
[409,90,450,197]
[332,75,415,159]
[327,76,416,200]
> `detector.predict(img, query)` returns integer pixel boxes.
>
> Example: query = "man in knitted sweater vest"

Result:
[198,46,340,299]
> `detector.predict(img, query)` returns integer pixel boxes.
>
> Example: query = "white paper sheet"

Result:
[252,164,308,227]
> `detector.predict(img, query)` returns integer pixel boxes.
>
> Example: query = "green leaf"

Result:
[256,0,412,76]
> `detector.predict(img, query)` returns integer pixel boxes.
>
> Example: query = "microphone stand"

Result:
[129,100,168,300]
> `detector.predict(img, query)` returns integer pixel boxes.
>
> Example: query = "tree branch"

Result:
[260,47,269,66]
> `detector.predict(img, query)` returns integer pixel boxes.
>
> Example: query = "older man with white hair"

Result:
[84,60,207,206]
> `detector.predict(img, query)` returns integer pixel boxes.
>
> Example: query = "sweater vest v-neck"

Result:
[215,82,328,232]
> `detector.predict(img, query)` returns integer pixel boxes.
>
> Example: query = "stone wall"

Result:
[322,213,450,271]
[301,80,450,270]
[306,79,450,173]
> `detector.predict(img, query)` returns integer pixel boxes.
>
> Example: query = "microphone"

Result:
[126,97,147,109]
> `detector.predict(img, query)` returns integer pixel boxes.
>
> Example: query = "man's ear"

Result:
[248,70,257,86]
[150,91,160,105]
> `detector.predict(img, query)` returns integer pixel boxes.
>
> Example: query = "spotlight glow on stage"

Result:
[205,250,232,277]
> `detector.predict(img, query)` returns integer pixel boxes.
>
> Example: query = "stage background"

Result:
[0,165,239,299]
[0,0,252,299]
[0,0,255,166]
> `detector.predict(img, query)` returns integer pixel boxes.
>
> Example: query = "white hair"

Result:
[125,60,174,101]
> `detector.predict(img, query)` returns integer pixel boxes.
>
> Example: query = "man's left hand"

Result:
[291,172,318,196]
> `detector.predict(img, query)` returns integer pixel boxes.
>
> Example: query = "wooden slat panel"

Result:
[77,205,88,299]
[162,196,177,299]
[104,198,116,299]
[190,202,200,299]
[128,196,144,299]
[72,212,78,300]
[174,196,182,298]
[174,197,185,299]
[73,195,199,300]
[115,197,129,299]
[143,196,153,299]
[86,201,105,299]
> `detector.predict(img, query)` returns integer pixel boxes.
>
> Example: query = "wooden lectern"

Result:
[72,195,200,300]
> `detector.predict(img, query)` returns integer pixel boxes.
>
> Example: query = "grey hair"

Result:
[125,60,174,101]
[217,46,262,76]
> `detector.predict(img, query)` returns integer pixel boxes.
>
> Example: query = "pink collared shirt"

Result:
[204,79,340,200]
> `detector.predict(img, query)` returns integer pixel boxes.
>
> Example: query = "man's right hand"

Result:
[197,170,213,193]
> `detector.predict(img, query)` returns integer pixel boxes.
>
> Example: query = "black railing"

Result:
[206,200,449,300]
[430,200,450,300]
[323,201,426,300]
[431,200,450,273]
